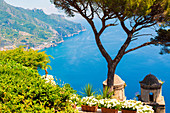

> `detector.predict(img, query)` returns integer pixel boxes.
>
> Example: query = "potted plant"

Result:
[99,98,120,113]
[81,96,98,112]
[121,100,142,113]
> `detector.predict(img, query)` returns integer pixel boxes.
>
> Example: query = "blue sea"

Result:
[39,19,170,112]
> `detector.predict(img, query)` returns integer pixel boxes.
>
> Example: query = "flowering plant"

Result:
[67,94,80,105]
[41,75,56,85]
[136,105,154,113]
[81,96,98,107]
[121,100,142,111]
[99,98,120,109]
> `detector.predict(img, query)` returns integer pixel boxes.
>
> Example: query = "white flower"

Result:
[137,105,154,113]
[99,98,120,109]
[81,96,98,106]
[107,104,112,108]
[41,75,56,85]
[121,100,154,113]
[68,94,80,105]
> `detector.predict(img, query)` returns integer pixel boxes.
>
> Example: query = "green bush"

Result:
[0,60,77,112]
[0,47,51,70]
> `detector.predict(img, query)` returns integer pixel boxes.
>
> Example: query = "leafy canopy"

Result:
[0,47,51,70]
[52,0,169,49]
[152,28,170,54]
[52,0,169,21]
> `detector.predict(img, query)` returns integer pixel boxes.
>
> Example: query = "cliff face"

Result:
[0,0,85,47]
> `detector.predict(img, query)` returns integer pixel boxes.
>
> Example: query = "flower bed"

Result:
[81,96,98,112]
[121,100,154,113]
[79,97,154,113]
[121,100,142,111]
[99,98,120,109]
[137,105,154,113]
[99,98,120,113]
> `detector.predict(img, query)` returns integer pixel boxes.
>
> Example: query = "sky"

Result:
[4,0,82,21]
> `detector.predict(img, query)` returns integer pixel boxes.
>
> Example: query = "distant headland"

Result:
[0,0,86,50]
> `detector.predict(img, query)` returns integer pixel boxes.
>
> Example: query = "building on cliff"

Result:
[138,74,165,113]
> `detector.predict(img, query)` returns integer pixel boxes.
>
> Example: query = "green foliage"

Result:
[0,35,78,112]
[153,29,170,43]
[0,59,77,112]
[151,28,170,54]
[102,86,114,99]
[66,93,81,107]
[52,0,169,20]
[103,0,168,17]
[58,106,79,113]
[96,86,114,99]
[80,83,96,97]
[0,47,51,70]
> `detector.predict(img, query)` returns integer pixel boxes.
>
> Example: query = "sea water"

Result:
[39,19,170,112]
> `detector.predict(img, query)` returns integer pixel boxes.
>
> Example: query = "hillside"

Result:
[0,0,85,49]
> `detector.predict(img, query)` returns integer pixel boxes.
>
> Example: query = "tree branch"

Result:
[124,42,154,54]
[132,34,154,38]
[95,11,102,20]
[98,23,117,36]
[70,1,98,35]
[87,2,94,19]
[135,22,157,32]
[120,21,130,34]
[95,35,113,63]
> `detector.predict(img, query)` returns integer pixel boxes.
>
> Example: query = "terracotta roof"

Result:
[140,74,161,85]
[103,74,125,86]
[140,74,162,89]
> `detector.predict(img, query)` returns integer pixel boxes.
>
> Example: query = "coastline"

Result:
[64,29,87,38]
[0,29,87,51]
[31,28,87,50]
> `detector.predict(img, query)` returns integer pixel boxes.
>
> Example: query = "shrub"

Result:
[0,60,76,112]
[0,47,51,70]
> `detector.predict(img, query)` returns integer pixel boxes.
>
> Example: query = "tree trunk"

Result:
[88,19,132,94]
[107,62,119,93]
[106,34,133,93]
[107,64,115,92]
[45,68,48,78]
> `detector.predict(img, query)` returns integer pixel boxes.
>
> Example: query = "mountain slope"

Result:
[0,0,85,47]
